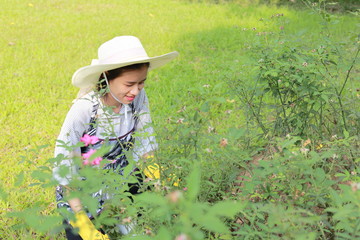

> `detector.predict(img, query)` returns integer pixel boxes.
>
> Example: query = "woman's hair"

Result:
[96,62,150,92]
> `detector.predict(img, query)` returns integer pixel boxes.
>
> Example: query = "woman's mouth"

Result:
[125,96,135,102]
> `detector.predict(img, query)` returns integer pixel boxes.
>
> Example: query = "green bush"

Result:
[233,3,359,139]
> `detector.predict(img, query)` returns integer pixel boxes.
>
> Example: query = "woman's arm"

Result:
[132,90,158,162]
[53,98,92,185]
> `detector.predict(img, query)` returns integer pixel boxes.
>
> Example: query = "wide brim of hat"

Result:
[72,51,179,88]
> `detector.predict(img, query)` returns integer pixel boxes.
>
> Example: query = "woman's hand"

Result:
[67,193,110,239]
[68,197,83,213]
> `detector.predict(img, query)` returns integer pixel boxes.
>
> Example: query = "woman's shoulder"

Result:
[70,92,100,114]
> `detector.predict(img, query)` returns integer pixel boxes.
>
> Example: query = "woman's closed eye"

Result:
[125,80,145,87]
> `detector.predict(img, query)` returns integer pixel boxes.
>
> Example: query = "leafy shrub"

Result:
[233,3,359,139]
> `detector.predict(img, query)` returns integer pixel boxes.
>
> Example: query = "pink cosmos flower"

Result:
[80,134,100,146]
[82,149,96,159]
[91,157,103,166]
[82,149,103,166]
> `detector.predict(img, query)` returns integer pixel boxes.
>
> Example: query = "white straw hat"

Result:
[72,36,179,89]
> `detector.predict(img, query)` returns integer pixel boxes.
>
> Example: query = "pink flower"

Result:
[91,157,103,166]
[82,149,103,166]
[80,134,99,146]
[175,234,190,240]
[82,149,96,159]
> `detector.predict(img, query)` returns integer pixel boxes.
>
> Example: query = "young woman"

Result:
[53,36,178,239]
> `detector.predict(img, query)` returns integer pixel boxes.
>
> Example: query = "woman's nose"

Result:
[130,85,140,96]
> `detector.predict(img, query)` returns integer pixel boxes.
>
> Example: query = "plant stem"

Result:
[243,90,269,137]
[232,81,269,137]
[339,47,359,96]
[333,47,359,133]
[334,88,348,132]
[275,79,290,134]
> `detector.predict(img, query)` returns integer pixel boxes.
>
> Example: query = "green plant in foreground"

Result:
[4,154,246,239]
[130,163,247,240]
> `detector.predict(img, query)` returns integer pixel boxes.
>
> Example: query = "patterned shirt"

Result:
[53,89,157,185]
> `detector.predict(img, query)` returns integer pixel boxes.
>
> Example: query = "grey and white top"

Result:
[53,89,157,186]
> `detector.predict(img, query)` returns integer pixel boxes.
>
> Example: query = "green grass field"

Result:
[1,0,359,239]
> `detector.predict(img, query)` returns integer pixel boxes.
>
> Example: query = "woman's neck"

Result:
[102,94,122,113]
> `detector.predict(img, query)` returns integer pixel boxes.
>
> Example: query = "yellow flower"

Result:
[28,3,34,7]
[316,144,323,150]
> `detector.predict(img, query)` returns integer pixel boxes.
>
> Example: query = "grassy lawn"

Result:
[1,0,358,239]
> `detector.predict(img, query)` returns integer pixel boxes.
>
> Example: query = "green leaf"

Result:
[228,128,246,140]
[193,111,201,122]
[212,97,227,103]
[265,70,279,77]
[31,170,52,183]
[197,214,230,233]
[208,201,246,218]
[219,234,233,240]
[155,226,172,240]
[136,192,167,206]
[314,168,326,182]
[14,172,25,187]
[200,101,210,112]
[0,186,8,201]
[186,164,201,201]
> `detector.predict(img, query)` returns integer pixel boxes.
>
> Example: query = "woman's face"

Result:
[107,65,148,105]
